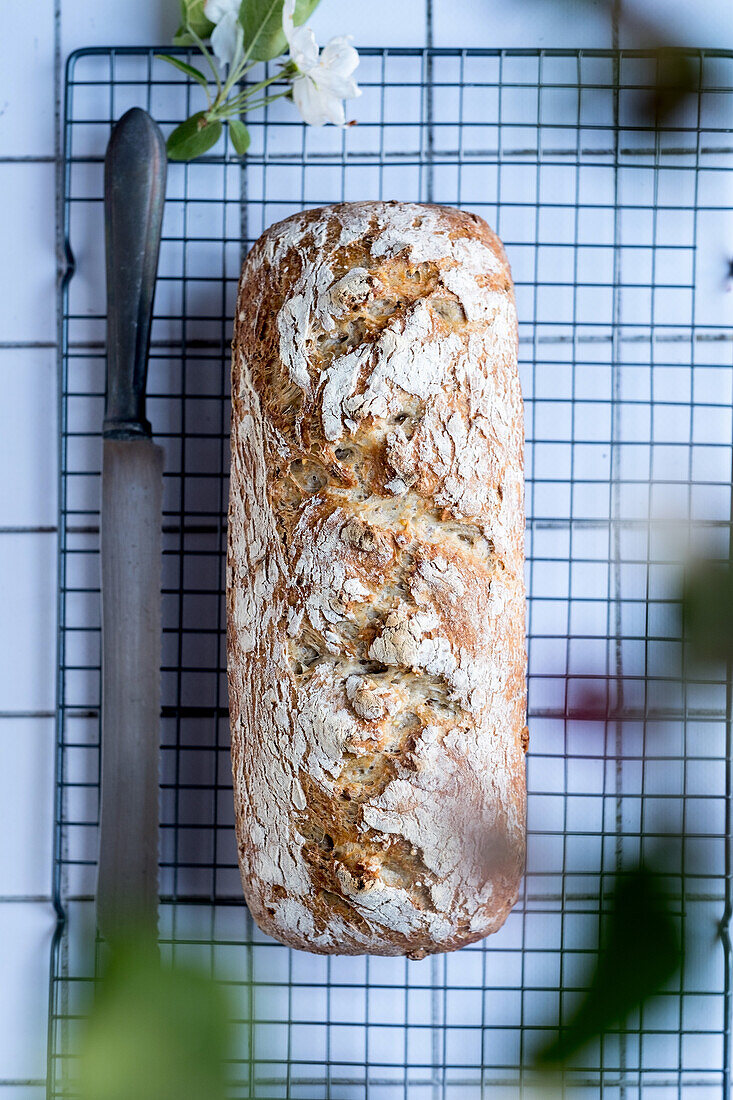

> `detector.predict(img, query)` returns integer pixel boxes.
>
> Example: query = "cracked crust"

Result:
[227,201,527,956]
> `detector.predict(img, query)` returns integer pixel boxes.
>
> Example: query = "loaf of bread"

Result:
[227,200,526,958]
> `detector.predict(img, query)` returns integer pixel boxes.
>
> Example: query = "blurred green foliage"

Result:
[643,48,698,127]
[563,0,700,125]
[77,937,232,1100]
[682,557,733,664]
[537,865,682,1066]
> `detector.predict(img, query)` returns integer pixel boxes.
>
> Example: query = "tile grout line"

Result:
[425,0,433,205]
[0,898,54,905]
[0,528,57,535]
[0,712,56,720]
[54,0,64,283]
[46,4,65,1098]
[612,0,621,49]
[0,343,57,350]
[0,1081,47,1088]
[0,157,56,164]
[424,13,444,1100]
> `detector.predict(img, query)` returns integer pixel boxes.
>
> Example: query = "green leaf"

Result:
[178,0,215,40]
[229,118,251,155]
[156,54,211,90]
[537,865,682,1066]
[77,938,231,1100]
[172,25,197,46]
[239,0,322,63]
[167,112,223,161]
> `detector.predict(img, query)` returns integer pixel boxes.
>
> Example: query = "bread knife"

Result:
[97,108,167,943]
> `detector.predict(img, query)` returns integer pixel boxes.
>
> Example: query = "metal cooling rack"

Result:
[51,46,733,1098]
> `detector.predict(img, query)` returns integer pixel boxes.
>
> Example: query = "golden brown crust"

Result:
[227,201,526,956]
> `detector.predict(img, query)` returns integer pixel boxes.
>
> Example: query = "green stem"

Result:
[218,71,290,114]
[188,25,222,96]
[217,90,290,118]
[216,46,270,110]
[240,68,290,97]
[247,91,291,109]
[230,59,258,85]
[219,52,245,102]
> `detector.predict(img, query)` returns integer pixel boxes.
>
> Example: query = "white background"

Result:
[1,0,732,1094]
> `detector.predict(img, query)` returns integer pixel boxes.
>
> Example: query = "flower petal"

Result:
[282,0,296,46]
[292,75,344,126]
[319,36,360,80]
[318,92,347,126]
[210,10,242,67]
[309,62,360,102]
[204,0,240,23]
[288,23,320,72]
[283,9,360,126]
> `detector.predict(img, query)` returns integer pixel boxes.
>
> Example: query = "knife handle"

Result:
[104,108,167,440]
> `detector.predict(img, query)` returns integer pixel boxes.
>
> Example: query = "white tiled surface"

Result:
[310,0,427,46]
[1,165,57,344]
[0,534,56,714]
[0,0,56,156]
[0,719,55,897]
[59,0,181,56]
[432,0,611,47]
[0,350,57,528]
[3,0,733,1095]
[621,0,733,48]
[0,905,54,1085]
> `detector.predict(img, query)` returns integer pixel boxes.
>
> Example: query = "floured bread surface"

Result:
[227,200,527,957]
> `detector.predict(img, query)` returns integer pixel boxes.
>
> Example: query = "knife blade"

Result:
[97,107,167,944]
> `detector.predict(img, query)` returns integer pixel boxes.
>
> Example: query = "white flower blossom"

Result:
[283,0,360,127]
[204,0,244,69]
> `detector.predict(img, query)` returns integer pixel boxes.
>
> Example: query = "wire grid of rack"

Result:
[51,45,733,1098]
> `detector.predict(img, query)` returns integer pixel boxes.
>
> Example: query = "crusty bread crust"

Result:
[227,201,526,957]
